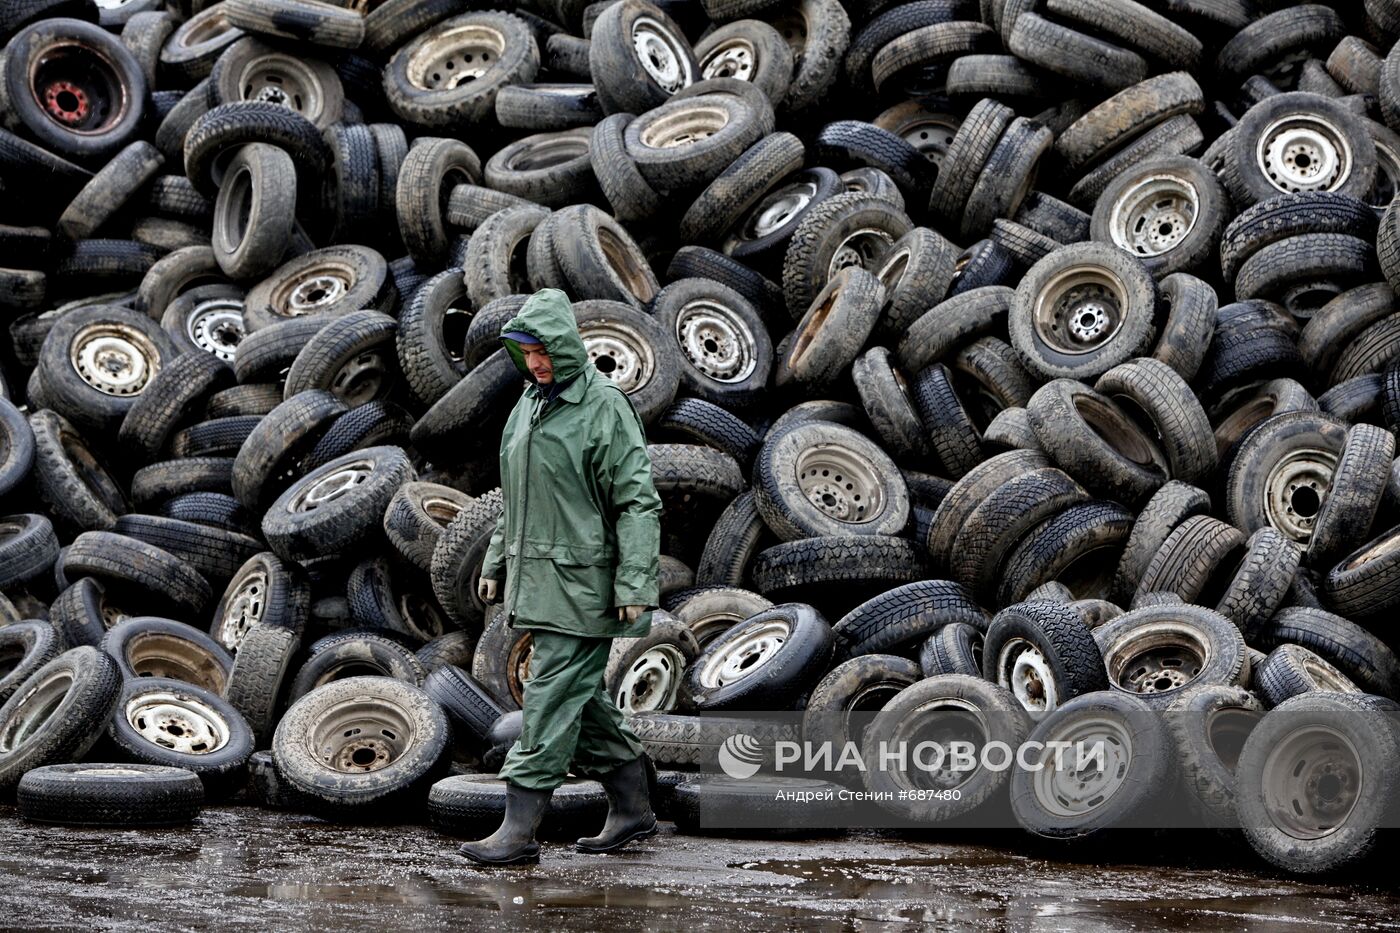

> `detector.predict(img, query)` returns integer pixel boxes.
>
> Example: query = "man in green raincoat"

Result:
[459,287,662,866]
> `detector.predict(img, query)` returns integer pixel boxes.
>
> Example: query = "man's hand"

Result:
[478,578,498,603]
[618,605,644,623]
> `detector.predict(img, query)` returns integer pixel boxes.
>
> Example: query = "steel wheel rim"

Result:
[742,179,817,240]
[1264,447,1336,541]
[218,566,268,651]
[1256,114,1352,194]
[998,637,1058,712]
[284,272,350,314]
[332,349,389,405]
[1031,716,1133,817]
[891,697,983,791]
[307,695,415,773]
[1370,139,1399,209]
[1109,173,1200,259]
[30,40,128,134]
[398,592,447,642]
[1107,620,1211,696]
[290,459,373,512]
[0,669,72,752]
[639,103,729,150]
[407,24,504,91]
[676,298,757,384]
[187,298,244,361]
[829,227,894,278]
[236,54,324,120]
[506,634,534,707]
[1302,655,1355,692]
[795,442,885,524]
[420,495,464,528]
[700,38,755,82]
[1262,725,1361,840]
[700,618,790,688]
[70,322,159,397]
[127,690,229,755]
[1034,265,1129,355]
[632,15,691,92]
[616,643,686,714]
[580,318,655,392]
[216,163,254,257]
[1345,528,1400,570]
[125,633,226,692]
[900,115,960,165]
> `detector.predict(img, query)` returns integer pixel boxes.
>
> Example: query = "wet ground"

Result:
[2,806,1399,931]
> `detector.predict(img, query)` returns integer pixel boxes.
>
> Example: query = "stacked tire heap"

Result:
[2,0,1400,878]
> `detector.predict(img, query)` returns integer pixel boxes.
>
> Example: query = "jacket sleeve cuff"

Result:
[612,566,657,608]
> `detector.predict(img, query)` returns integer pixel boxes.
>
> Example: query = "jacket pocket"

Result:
[520,539,615,566]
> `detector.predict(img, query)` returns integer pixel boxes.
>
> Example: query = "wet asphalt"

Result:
[2,806,1399,930]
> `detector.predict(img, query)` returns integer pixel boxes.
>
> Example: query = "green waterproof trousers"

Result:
[498,630,645,791]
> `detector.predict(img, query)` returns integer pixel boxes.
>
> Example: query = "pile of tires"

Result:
[3,0,1400,878]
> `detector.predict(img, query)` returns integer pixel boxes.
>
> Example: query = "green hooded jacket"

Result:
[481,288,661,638]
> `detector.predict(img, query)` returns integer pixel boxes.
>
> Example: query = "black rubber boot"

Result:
[458,783,552,865]
[575,756,657,853]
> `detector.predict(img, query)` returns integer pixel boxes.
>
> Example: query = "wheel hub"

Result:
[407,24,505,90]
[309,696,415,773]
[1000,639,1057,712]
[188,298,245,361]
[1258,116,1350,193]
[332,350,388,405]
[616,644,685,714]
[288,273,349,312]
[291,460,373,512]
[1033,717,1133,816]
[127,692,229,755]
[901,116,960,165]
[1120,645,1201,694]
[795,444,884,523]
[1263,725,1361,840]
[700,39,754,81]
[744,180,816,239]
[639,103,728,149]
[219,568,267,651]
[239,57,320,118]
[71,324,158,397]
[700,618,789,688]
[43,79,89,124]
[676,300,757,383]
[1110,173,1199,258]
[632,16,690,92]
[1034,266,1128,354]
[580,320,655,393]
[1264,448,1336,541]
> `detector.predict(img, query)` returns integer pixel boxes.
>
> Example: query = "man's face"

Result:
[519,341,554,384]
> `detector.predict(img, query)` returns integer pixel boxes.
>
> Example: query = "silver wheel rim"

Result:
[889,697,983,790]
[639,102,729,150]
[700,38,755,82]
[1264,447,1336,541]
[407,24,504,90]
[1302,654,1356,692]
[675,299,757,384]
[616,643,686,714]
[1032,716,1133,817]
[1033,265,1128,355]
[290,459,373,512]
[998,637,1058,712]
[580,319,655,393]
[829,227,894,278]
[0,668,73,752]
[1109,173,1200,259]
[216,163,253,256]
[700,617,789,688]
[70,323,158,397]
[420,495,464,528]
[1105,620,1211,697]
[1263,725,1361,839]
[332,349,389,406]
[632,15,691,92]
[901,115,960,165]
[126,690,230,755]
[1256,114,1352,194]
[218,566,267,651]
[742,179,816,240]
[236,54,324,120]
[795,443,885,524]
[287,273,348,313]
[1370,140,1399,208]
[187,298,244,361]
[307,695,414,773]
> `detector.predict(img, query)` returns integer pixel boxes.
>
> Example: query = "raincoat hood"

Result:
[500,288,590,385]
